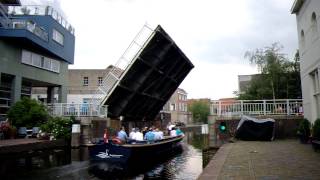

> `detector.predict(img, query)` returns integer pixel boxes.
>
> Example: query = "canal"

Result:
[0,128,216,180]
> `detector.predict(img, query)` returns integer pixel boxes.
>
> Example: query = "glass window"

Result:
[83,77,89,86]
[21,50,32,64]
[21,49,60,73]
[51,60,60,73]
[53,29,64,45]
[32,53,41,67]
[98,77,103,86]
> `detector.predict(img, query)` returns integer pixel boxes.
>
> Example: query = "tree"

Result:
[7,97,49,128]
[188,101,210,124]
[239,43,301,100]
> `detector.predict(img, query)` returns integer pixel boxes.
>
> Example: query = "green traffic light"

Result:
[220,126,226,131]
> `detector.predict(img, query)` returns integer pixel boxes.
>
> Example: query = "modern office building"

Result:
[292,0,320,123]
[0,1,75,119]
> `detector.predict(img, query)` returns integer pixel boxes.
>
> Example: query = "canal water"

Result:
[0,129,216,180]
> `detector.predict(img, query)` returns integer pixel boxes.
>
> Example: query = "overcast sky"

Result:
[22,0,298,100]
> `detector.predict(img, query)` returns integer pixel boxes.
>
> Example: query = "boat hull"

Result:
[89,135,184,165]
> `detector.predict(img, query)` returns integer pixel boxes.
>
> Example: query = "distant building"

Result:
[162,88,192,124]
[292,0,320,122]
[0,1,75,119]
[67,66,113,104]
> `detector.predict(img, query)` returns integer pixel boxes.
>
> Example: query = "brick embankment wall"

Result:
[213,116,303,140]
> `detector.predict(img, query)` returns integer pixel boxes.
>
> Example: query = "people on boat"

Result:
[142,126,148,137]
[170,127,177,137]
[132,128,144,141]
[153,128,164,140]
[167,122,175,135]
[103,128,109,143]
[144,127,155,141]
[129,128,135,139]
[117,126,128,143]
[176,127,184,136]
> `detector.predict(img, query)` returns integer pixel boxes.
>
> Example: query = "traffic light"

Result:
[219,121,227,133]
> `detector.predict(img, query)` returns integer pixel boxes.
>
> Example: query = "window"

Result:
[83,77,89,86]
[311,69,320,117]
[98,77,103,86]
[300,30,305,48]
[311,12,318,37]
[52,29,64,45]
[21,50,60,73]
[170,103,175,111]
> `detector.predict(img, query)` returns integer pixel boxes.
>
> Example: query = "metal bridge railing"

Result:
[90,24,155,106]
[47,103,108,117]
[210,99,303,117]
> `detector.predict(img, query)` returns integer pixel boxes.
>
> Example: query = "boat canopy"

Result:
[235,115,275,141]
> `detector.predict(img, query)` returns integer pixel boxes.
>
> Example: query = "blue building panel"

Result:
[0,15,75,64]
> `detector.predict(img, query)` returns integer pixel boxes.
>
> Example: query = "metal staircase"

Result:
[90,24,155,107]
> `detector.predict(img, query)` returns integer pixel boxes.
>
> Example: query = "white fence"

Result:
[47,103,108,117]
[210,99,303,117]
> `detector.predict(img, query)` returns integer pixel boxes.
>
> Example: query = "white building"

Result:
[292,0,320,123]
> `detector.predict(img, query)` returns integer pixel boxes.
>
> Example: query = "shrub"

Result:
[40,116,72,139]
[313,118,320,140]
[297,118,311,138]
[7,97,49,128]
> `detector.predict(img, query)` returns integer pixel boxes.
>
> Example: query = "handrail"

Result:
[47,103,108,117]
[210,99,303,117]
[5,5,74,34]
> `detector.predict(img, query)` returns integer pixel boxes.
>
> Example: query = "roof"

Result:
[103,25,194,121]
[291,0,305,14]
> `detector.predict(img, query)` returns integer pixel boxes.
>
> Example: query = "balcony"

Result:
[7,5,74,34]
[9,18,48,41]
[0,5,75,64]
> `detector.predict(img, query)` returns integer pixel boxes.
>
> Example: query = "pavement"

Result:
[198,139,320,180]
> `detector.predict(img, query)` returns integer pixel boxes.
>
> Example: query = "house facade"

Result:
[0,1,75,119]
[162,88,192,125]
[292,0,320,123]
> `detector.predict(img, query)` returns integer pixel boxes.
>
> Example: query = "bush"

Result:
[297,118,311,139]
[313,118,320,140]
[7,97,49,128]
[40,116,72,139]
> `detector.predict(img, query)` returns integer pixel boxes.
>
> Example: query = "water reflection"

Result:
[0,128,216,180]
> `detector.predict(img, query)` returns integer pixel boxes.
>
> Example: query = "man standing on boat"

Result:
[117,127,128,143]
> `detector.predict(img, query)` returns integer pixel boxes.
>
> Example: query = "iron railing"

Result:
[90,24,154,106]
[210,99,303,117]
[47,103,108,117]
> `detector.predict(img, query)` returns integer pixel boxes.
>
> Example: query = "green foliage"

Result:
[297,118,311,138]
[313,119,320,139]
[239,44,301,100]
[7,97,49,128]
[40,116,72,139]
[188,101,210,124]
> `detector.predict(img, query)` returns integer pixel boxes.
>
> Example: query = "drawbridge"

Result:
[51,24,194,121]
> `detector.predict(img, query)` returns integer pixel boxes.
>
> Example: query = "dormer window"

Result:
[53,29,64,45]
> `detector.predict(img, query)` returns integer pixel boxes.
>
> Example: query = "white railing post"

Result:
[60,104,63,116]
[240,100,243,115]
[218,101,222,117]
[77,104,80,117]
[287,99,290,115]
[263,100,266,115]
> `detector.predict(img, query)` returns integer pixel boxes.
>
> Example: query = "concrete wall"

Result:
[210,116,303,140]
[294,0,320,123]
